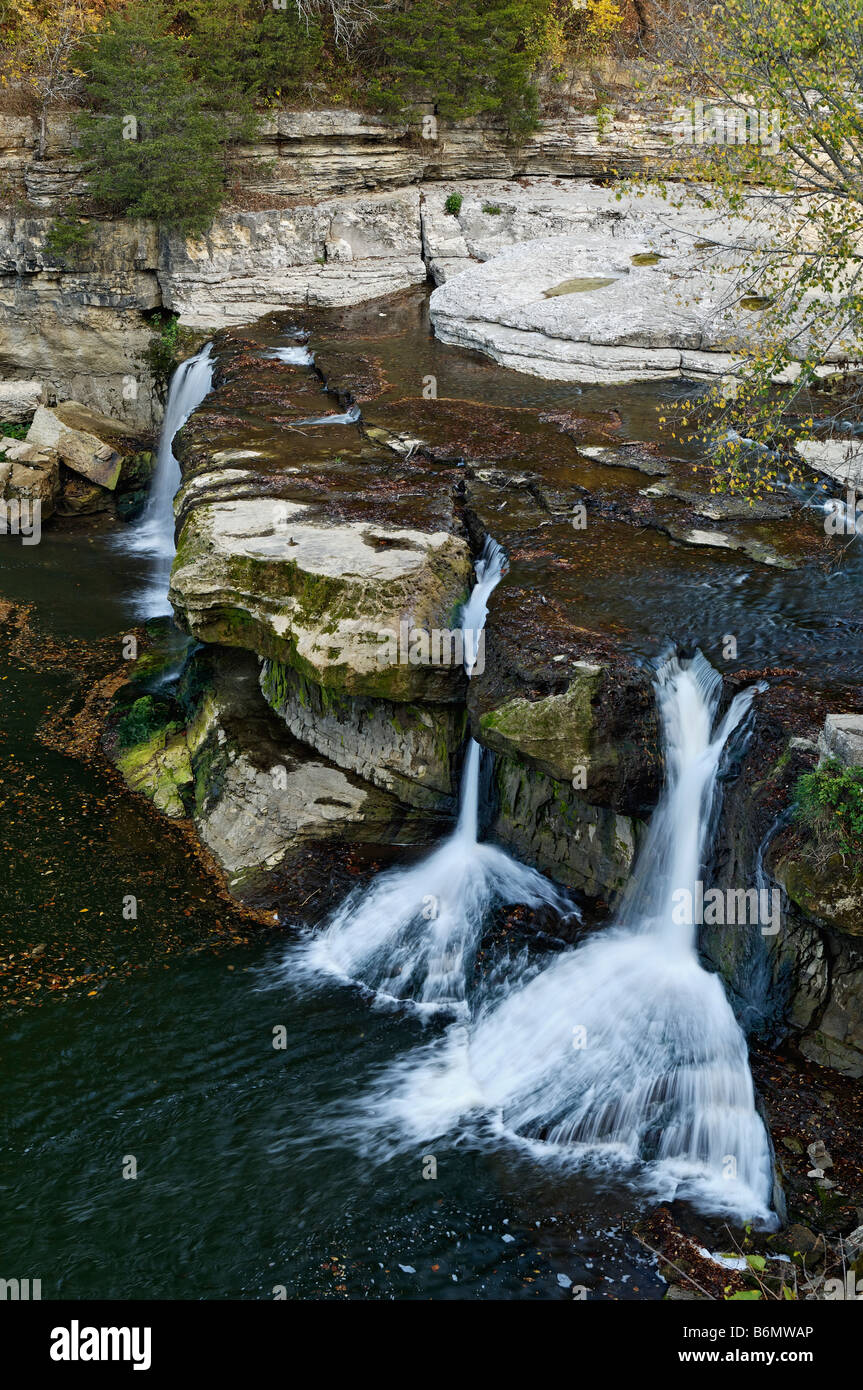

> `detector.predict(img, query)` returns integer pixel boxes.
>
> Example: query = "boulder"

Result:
[184,648,440,894]
[0,442,59,519]
[478,663,610,787]
[26,401,135,490]
[169,496,472,702]
[818,713,863,767]
[0,378,43,422]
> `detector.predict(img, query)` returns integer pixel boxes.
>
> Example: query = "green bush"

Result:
[45,214,92,264]
[445,191,463,215]
[146,311,180,385]
[115,695,178,750]
[0,421,28,442]
[795,758,863,856]
[482,201,502,214]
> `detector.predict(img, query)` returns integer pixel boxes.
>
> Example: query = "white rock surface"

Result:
[169,496,471,700]
[819,714,863,767]
[0,378,43,421]
[795,438,863,488]
[427,186,839,383]
[160,189,427,328]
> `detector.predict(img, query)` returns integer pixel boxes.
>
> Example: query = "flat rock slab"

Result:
[795,438,863,489]
[170,496,471,702]
[428,189,838,384]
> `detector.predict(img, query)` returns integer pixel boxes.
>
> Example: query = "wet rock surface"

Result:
[130,289,863,1062]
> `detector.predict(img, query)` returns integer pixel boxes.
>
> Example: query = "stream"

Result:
[1,287,861,1299]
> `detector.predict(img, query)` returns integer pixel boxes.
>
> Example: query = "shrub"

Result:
[795,759,863,857]
[444,191,463,215]
[145,311,180,385]
[115,695,177,749]
[0,421,28,442]
[45,212,92,264]
[482,201,502,214]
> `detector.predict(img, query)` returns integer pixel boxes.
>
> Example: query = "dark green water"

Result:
[0,520,661,1300]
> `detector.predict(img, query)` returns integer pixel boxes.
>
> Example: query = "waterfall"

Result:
[121,345,214,618]
[300,536,575,1014]
[351,651,778,1225]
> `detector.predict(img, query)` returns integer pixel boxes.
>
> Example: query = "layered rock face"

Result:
[159,190,428,328]
[0,101,681,427]
[0,212,161,428]
[0,105,671,215]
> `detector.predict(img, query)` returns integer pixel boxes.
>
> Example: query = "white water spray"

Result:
[300,537,574,1013]
[353,652,777,1224]
[268,345,314,367]
[121,345,213,618]
[291,404,361,427]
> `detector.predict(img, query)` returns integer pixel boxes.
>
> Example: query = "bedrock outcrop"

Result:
[108,643,440,899]
[428,189,837,384]
[700,683,863,1079]
[168,328,472,702]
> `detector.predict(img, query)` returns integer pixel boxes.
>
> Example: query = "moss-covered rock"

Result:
[490,752,644,900]
[115,725,194,818]
[773,844,863,937]
[479,662,605,785]
[260,656,464,812]
[169,497,471,701]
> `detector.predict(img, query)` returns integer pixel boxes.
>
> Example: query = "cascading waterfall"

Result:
[349,651,778,1224]
[121,345,214,618]
[300,536,574,1014]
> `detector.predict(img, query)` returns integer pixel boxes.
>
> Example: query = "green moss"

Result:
[115,695,181,749]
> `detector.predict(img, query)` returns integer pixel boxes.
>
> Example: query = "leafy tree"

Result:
[75,0,235,231]
[363,0,555,133]
[1,0,102,158]
[647,0,863,496]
